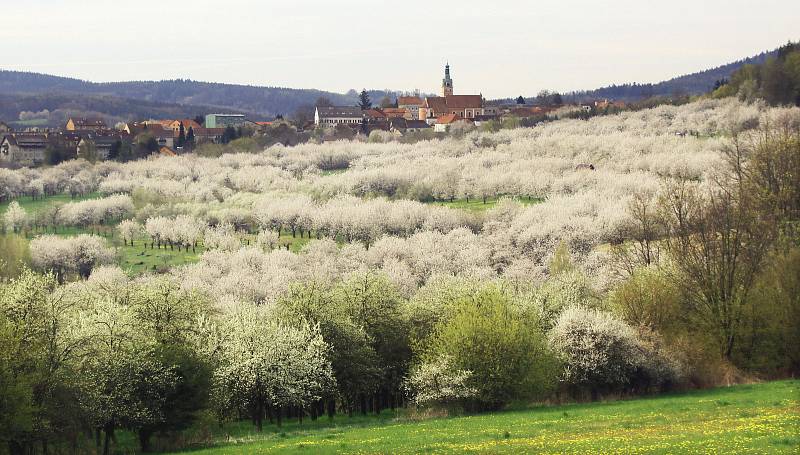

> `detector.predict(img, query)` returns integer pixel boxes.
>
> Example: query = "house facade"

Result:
[77,134,129,161]
[314,106,364,128]
[66,117,107,132]
[397,96,424,119]
[0,134,47,167]
[205,114,247,128]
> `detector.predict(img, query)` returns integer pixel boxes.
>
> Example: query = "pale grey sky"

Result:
[2,0,798,98]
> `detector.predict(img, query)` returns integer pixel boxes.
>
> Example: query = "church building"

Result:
[420,64,491,121]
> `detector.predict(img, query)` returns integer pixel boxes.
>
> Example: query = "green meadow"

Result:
[163,380,798,454]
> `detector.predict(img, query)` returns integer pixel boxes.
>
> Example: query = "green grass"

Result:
[165,380,798,454]
[427,196,544,212]
[2,193,316,276]
[10,118,49,127]
[0,192,103,215]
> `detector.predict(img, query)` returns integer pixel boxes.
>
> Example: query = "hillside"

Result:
[0,92,260,127]
[562,48,779,102]
[0,71,399,119]
[167,381,797,454]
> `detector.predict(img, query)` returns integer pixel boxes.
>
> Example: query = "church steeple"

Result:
[442,62,453,97]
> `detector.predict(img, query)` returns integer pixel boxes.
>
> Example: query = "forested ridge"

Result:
[0,71,397,119]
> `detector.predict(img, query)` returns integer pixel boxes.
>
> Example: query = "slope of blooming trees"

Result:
[2,97,799,453]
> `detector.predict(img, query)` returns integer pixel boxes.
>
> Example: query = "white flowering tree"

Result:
[3,201,27,233]
[405,355,476,409]
[29,235,115,282]
[548,306,645,396]
[72,298,177,455]
[210,306,335,431]
[117,219,143,246]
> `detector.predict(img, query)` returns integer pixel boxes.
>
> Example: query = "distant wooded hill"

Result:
[0,44,788,123]
[0,92,260,128]
[492,46,782,105]
[0,71,399,122]
[563,48,780,103]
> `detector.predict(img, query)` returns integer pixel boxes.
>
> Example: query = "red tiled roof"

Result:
[382,108,407,118]
[364,109,387,119]
[398,96,423,106]
[436,113,462,124]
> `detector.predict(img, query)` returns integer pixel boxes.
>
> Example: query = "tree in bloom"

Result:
[405,355,476,409]
[72,298,178,455]
[29,235,115,282]
[117,219,143,246]
[548,306,644,397]
[203,223,240,251]
[209,306,335,431]
[0,268,83,454]
[3,201,27,233]
[256,230,280,251]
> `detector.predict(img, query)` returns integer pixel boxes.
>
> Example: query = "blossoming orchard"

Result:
[1,97,798,454]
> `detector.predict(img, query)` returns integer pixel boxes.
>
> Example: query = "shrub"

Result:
[418,287,558,411]
[608,265,681,334]
[406,355,476,409]
[548,307,644,396]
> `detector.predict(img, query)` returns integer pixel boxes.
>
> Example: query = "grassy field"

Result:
[0,192,103,214]
[165,380,798,454]
[1,193,312,275]
[428,196,544,212]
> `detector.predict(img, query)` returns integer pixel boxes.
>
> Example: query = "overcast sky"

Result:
[2,0,798,98]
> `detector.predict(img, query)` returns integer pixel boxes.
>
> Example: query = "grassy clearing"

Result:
[0,192,102,215]
[427,196,544,212]
[1,193,314,276]
[166,380,798,454]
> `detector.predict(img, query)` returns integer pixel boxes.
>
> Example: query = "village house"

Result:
[381,108,409,119]
[397,96,424,119]
[65,117,108,132]
[125,122,175,148]
[0,133,47,167]
[314,106,364,128]
[388,118,431,134]
[205,114,247,128]
[155,119,202,137]
[433,113,473,133]
[191,127,227,144]
[77,133,129,161]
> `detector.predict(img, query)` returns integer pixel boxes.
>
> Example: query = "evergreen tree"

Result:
[359,89,372,110]
[186,127,195,150]
[108,140,122,161]
[177,122,186,147]
[516,96,526,105]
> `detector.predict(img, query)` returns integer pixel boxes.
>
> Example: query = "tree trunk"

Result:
[102,425,113,455]
[138,429,153,453]
[328,398,336,419]
[7,441,24,455]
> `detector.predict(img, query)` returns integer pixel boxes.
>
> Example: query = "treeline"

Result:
[0,71,400,119]
[0,93,257,128]
[562,48,777,103]
[711,41,800,106]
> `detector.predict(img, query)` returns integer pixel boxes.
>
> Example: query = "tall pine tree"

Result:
[358,89,372,110]
[186,127,195,150]
[177,122,186,147]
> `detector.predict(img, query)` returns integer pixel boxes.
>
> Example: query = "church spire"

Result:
[442,62,453,97]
